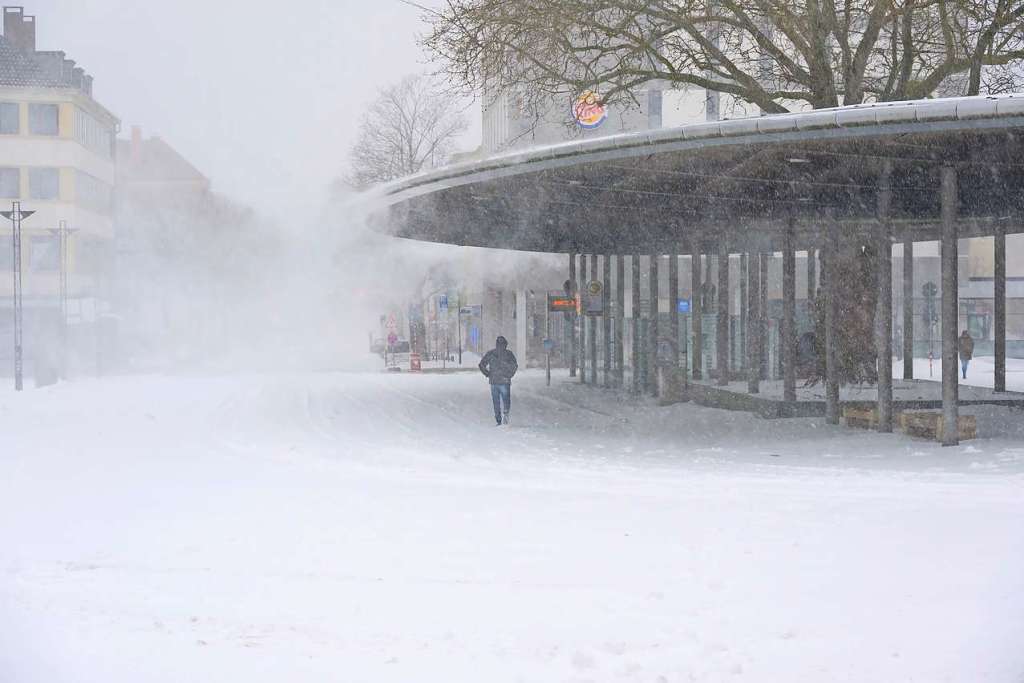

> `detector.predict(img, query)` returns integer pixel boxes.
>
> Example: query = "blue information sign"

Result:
[677,299,691,313]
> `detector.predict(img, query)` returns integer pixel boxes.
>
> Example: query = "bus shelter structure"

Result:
[371,94,1024,446]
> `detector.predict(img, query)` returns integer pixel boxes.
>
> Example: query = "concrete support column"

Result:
[782,222,797,402]
[690,241,703,380]
[940,165,960,446]
[616,254,626,388]
[648,252,660,396]
[590,254,599,386]
[746,249,761,394]
[824,219,840,425]
[669,251,680,385]
[903,237,914,379]
[578,254,587,384]
[632,254,641,393]
[569,253,577,378]
[716,238,730,386]
[876,162,894,432]
[995,223,1007,393]
[603,254,612,387]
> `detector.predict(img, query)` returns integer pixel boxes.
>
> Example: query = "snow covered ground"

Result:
[2,363,1023,682]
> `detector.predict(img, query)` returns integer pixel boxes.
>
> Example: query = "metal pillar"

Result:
[602,254,612,387]
[632,254,641,393]
[579,254,587,384]
[648,252,660,396]
[569,253,577,377]
[940,165,959,446]
[746,249,761,394]
[759,252,769,379]
[716,238,730,386]
[739,253,747,371]
[545,292,551,386]
[824,220,840,425]
[690,241,702,380]
[616,254,625,388]
[806,247,817,303]
[782,222,797,402]
[590,254,598,386]
[994,223,1007,392]
[876,163,894,432]
[903,237,914,379]
[669,251,680,386]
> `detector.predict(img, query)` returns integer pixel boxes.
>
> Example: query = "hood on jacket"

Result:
[495,336,508,349]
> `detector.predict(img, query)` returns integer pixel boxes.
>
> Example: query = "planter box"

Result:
[900,412,977,441]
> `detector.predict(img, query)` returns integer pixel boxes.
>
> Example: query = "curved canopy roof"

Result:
[371,95,1024,254]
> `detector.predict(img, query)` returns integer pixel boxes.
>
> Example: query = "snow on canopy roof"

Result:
[371,94,1024,254]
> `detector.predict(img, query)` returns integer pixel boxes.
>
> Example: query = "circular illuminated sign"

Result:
[572,91,607,129]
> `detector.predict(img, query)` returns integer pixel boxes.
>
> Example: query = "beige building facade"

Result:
[0,6,119,376]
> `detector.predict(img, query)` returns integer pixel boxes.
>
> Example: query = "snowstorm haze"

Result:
[24,0,492,370]
[6,3,1024,681]
[31,0,472,215]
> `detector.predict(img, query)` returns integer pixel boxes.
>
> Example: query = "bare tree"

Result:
[347,74,469,190]
[418,0,1024,118]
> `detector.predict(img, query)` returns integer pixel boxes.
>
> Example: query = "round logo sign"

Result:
[572,91,607,129]
[588,280,603,295]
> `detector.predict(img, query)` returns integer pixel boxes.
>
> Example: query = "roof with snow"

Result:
[372,94,1024,254]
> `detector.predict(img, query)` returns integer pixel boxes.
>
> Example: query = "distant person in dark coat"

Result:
[959,330,975,379]
[479,336,518,426]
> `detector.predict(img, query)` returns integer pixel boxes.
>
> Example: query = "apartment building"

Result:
[0,6,119,376]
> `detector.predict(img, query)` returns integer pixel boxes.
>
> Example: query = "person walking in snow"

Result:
[959,330,975,380]
[479,336,518,426]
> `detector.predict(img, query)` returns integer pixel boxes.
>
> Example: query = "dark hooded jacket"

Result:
[479,337,518,385]
[959,332,975,360]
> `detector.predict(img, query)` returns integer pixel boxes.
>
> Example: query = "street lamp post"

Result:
[1,201,35,391]
[47,220,77,379]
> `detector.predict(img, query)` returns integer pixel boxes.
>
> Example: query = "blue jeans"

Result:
[490,384,511,423]
[961,359,969,379]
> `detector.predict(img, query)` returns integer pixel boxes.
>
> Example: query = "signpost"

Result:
[677,299,691,314]
[548,294,576,312]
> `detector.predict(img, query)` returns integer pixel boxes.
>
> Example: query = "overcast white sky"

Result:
[28,0,479,218]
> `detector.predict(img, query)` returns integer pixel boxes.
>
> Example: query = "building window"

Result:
[28,103,59,136]
[74,107,114,159]
[29,168,59,200]
[30,235,60,272]
[0,102,18,134]
[0,168,19,198]
[75,170,112,214]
